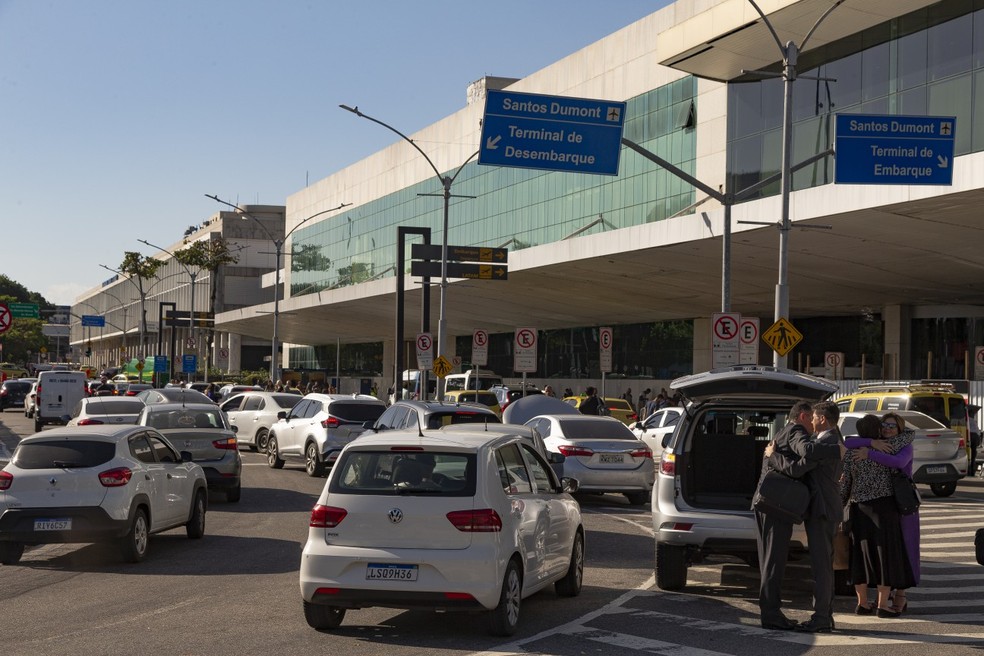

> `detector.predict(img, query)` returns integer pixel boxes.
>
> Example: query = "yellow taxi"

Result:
[835,381,971,464]
[442,390,502,418]
[562,396,639,426]
[0,362,30,382]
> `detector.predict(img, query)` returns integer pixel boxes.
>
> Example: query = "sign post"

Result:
[762,318,803,358]
[824,351,845,380]
[415,333,434,372]
[479,89,626,176]
[472,330,489,368]
[599,326,613,398]
[711,312,740,368]
[739,317,760,365]
[835,114,955,185]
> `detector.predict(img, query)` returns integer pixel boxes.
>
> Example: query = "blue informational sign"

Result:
[153,356,169,373]
[81,315,105,327]
[479,89,626,176]
[182,354,197,374]
[835,114,955,185]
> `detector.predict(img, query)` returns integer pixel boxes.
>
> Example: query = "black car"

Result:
[0,379,33,411]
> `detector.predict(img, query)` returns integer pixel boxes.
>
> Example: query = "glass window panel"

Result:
[975,8,984,69]
[862,42,890,101]
[899,86,927,116]
[928,13,973,81]
[928,73,972,155]
[898,30,928,90]
[824,54,862,112]
[729,83,762,140]
[975,70,984,152]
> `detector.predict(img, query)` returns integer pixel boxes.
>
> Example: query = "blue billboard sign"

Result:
[479,89,626,176]
[81,315,105,327]
[835,114,955,185]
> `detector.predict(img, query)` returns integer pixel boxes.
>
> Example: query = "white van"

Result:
[444,369,503,392]
[34,370,89,432]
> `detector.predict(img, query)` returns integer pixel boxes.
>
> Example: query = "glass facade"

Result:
[727,1,984,198]
[288,77,699,376]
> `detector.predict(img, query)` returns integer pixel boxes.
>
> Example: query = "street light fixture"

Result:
[339,104,479,397]
[99,263,149,367]
[204,195,351,382]
[137,238,203,380]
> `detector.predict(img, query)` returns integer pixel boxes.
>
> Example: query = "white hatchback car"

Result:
[67,397,146,426]
[299,428,584,636]
[0,425,208,565]
[220,391,304,452]
[631,406,684,459]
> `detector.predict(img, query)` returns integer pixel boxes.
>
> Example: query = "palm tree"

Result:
[174,237,239,372]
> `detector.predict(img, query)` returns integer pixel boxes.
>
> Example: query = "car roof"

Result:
[394,399,495,412]
[303,393,383,403]
[502,394,581,424]
[347,427,523,452]
[142,402,221,412]
[20,424,143,443]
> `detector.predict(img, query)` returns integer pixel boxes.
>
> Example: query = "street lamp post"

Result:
[99,263,148,369]
[339,104,479,397]
[205,195,350,382]
[138,238,202,380]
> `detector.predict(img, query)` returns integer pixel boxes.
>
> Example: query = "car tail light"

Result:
[125,391,138,396]
[321,416,340,429]
[628,412,638,422]
[78,418,105,426]
[212,437,238,450]
[557,445,594,457]
[0,471,12,490]
[314,587,340,596]
[0,390,7,398]
[310,504,347,528]
[446,509,503,532]
[99,467,132,487]
[630,448,652,459]
[444,592,476,601]
[660,452,676,476]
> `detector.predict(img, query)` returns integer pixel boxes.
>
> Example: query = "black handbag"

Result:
[892,470,921,515]
[753,470,810,524]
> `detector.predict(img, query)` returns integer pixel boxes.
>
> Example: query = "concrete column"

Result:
[882,304,911,379]
[693,317,712,372]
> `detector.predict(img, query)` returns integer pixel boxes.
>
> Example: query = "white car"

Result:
[67,397,146,426]
[839,410,968,497]
[220,391,303,452]
[23,381,38,419]
[299,428,584,636]
[0,425,208,565]
[630,407,684,459]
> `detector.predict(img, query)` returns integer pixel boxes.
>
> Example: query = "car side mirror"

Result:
[180,451,193,463]
[548,452,566,465]
[230,424,239,434]
[633,421,643,429]
[561,477,579,494]
[661,434,672,449]
[277,411,287,420]
[362,420,376,430]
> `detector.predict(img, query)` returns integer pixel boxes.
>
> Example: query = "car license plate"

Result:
[34,518,71,531]
[366,563,418,581]
[600,454,624,464]
[926,465,948,474]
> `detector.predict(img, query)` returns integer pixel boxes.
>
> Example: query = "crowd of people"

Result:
[753,401,920,632]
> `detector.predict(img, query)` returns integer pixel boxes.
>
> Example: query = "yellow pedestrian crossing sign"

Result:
[432,355,453,378]
[762,317,803,356]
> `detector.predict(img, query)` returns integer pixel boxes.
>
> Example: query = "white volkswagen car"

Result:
[299,428,584,636]
[0,425,208,565]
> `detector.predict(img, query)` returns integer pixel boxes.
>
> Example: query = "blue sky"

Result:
[0,0,667,305]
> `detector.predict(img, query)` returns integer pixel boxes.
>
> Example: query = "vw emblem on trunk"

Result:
[388,508,404,524]
[49,478,58,486]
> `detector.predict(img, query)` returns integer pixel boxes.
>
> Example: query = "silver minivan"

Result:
[651,365,837,591]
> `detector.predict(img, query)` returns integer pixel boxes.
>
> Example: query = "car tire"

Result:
[33,417,42,433]
[554,531,584,597]
[256,428,269,453]
[489,559,522,636]
[0,541,25,565]
[930,481,957,497]
[303,601,346,630]
[624,491,648,506]
[655,542,687,591]
[267,436,284,469]
[186,490,206,539]
[305,442,325,477]
[120,508,149,563]
[226,481,242,503]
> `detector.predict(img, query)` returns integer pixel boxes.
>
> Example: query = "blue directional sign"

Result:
[81,315,105,327]
[153,355,169,373]
[835,114,955,185]
[182,354,197,374]
[479,89,626,176]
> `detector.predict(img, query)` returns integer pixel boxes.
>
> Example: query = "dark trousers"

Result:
[805,515,835,623]
[755,509,794,622]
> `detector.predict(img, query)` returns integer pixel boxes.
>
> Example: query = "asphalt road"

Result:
[2,409,984,656]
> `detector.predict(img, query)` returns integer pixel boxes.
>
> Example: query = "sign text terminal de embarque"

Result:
[835,113,955,185]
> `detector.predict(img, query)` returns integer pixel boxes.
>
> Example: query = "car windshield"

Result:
[84,399,145,415]
[329,451,476,496]
[147,408,226,430]
[556,418,637,439]
[425,411,499,429]
[328,402,385,423]
[271,394,303,409]
[13,440,115,469]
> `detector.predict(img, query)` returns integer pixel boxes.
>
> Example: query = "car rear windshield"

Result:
[2,382,31,393]
[426,411,500,429]
[557,418,637,439]
[85,400,146,415]
[327,402,385,423]
[272,394,303,409]
[13,440,116,469]
[329,451,476,496]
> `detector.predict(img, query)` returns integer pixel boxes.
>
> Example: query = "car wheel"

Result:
[303,601,346,630]
[655,542,687,591]
[267,436,284,469]
[33,417,42,433]
[930,481,957,497]
[225,481,242,503]
[256,428,269,453]
[186,490,206,539]
[489,559,522,636]
[305,442,325,477]
[554,531,584,597]
[625,491,649,506]
[120,508,149,563]
[0,541,25,565]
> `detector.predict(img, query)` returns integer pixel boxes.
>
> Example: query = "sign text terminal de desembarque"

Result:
[479,89,626,176]
[835,114,955,185]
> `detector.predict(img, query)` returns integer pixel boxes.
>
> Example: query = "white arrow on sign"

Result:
[938,155,949,168]
[486,135,501,150]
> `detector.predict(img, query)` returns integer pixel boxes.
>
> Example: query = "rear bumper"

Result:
[0,507,130,543]
[912,463,964,483]
[201,468,241,489]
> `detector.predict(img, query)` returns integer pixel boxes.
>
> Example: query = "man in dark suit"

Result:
[761,400,847,632]
[752,400,814,630]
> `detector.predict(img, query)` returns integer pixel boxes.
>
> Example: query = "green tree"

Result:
[0,275,53,364]
[119,252,163,356]
[174,238,240,368]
